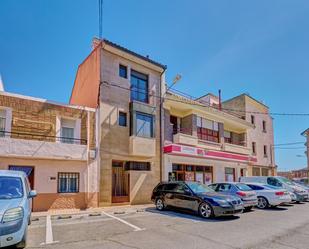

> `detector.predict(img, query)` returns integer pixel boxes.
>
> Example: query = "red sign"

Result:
[164,144,257,163]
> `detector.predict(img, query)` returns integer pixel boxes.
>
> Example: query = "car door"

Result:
[162,183,179,207]
[172,183,198,211]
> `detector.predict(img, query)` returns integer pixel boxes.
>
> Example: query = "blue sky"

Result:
[1,0,309,170]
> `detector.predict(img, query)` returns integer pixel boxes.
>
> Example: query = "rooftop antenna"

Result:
[99,0,103,39]
[0,74,4,91]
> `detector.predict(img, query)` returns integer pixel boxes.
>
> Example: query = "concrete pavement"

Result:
[26,202,309,249]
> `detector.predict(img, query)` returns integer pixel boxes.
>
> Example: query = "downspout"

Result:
[159,68,167,182]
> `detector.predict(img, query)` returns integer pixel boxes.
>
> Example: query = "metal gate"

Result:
[112,161,130,203]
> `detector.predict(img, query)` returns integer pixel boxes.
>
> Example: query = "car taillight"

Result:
[275,191,284,196]
[236,191,247,197]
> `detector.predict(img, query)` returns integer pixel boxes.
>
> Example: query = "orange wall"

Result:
[70,43,101,108]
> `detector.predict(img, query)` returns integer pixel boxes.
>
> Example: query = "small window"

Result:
[252,142,256,155]
[125,161,151,171]
[119,65,127,78]
[118,112,127,127]
[58,172,79,193]
[263,145,268,157]
[262,120,267,132]
[251,115,255,125]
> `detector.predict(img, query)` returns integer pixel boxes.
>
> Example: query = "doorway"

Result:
[9,165,35,189]
[112,161,130,203]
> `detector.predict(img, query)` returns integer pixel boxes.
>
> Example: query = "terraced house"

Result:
[70,38,166,205]
[163,92,257,183]
[0,90,99,211]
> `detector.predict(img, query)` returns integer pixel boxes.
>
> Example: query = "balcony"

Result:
[0,131,88,160]
[224,142,251,155]
[173,133,198,146]
[129,136,156,157]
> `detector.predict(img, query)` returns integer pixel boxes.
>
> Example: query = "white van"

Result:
[239,176,308,202]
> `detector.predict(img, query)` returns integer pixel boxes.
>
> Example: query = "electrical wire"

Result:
[101,80,309,117]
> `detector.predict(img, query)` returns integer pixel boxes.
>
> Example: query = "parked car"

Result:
[239,176,308,202]
[151,181,244,218]
[208,182,258,211]
[0,170,37,248]
[243,183,291,209]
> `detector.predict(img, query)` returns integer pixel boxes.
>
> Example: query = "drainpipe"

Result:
[159,69,167,182]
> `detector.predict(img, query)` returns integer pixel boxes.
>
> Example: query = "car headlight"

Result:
[215,199,231,207]
[2,207,24,223]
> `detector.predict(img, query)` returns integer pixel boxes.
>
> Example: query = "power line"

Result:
[101,81,309,117]
[273,142,305,146]
[274,147,305,150]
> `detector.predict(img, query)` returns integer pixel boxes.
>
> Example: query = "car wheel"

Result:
[15,229,27,249]
[257,197,269,209]
[199,202,213,218]
[155,198,165,211]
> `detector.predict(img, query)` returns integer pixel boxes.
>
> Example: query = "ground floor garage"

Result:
[0,157,99,211]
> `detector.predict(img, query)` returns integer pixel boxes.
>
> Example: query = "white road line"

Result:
[101,211,145,231]
[40,215,58,245]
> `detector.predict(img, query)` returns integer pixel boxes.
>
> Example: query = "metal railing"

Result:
[0,130,87,145]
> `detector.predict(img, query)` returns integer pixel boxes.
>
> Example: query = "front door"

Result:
[112,161,130,203]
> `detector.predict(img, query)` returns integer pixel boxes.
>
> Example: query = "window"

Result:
[119,64,127,78]
[0,110,5,137]
[252,167,261,176]
[252,142,256,155]
[262,120,267,132]
[124,161,151,171]
[61,119,75,144]
[197,117,219,143]
[247,184,264,191]
[0,176,24,199]
[118,112,127,127]
[224,168,235,182]
[263,145,268,157]
[58,173,79,193]
[136,112,153,138]
[130,70,148,103]
[251,115,255,125]
[224,131,232,143]
[262,168,269,176]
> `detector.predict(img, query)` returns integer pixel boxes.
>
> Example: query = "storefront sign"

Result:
[164,144,257,163]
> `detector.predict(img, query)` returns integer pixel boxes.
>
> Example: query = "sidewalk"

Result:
[32,204,155,217]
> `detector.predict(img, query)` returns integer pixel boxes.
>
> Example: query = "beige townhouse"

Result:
[70,38,166,205]
[222,94,276,176]
[0,90,99,211]
[163,91,256,183]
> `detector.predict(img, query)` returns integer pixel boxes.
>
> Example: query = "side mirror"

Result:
[28,190,37,198]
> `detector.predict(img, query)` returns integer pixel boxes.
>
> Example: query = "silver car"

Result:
[209,182,258,211]
[0,170,36,248]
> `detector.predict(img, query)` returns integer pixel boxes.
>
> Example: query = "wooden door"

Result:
[112,162,130,203]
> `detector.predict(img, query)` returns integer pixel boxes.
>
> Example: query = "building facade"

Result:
[163,91,256,183]
[0,91,99,211]
[223,94,276,176]
[70,39,166,205]
[301,128,309,177]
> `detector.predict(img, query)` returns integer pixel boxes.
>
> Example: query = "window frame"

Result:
[119,64,127,79]
[252,142,256,155]
[135,112,154,138]
[130,70,149,103]
[57,172,80,193]
[262,120,267,132]
[263,145,268,158]
[118,111,127,127]
[251,115,255,125]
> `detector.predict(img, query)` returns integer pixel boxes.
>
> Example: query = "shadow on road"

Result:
[145,207,240,222]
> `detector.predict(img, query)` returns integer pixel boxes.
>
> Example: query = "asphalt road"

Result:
[24,202,309,249]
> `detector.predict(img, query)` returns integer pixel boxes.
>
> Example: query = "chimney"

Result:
[92,37,102,50]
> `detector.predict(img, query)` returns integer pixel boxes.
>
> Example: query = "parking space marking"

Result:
[101,211,145,231]
[41,215,59,245]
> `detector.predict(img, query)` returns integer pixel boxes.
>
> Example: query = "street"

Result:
[23,202,309,249]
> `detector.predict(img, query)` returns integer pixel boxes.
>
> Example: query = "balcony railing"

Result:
[0,131,87,145]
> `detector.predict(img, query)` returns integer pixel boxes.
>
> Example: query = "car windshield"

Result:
[186,182,214,194]
[236,183,252,191]
[278,177,295,186]
[0,176,24,199]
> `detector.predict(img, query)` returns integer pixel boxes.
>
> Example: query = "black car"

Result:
[151,181,244,218]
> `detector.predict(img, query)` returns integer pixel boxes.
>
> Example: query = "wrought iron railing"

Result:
[0,130,87,145]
